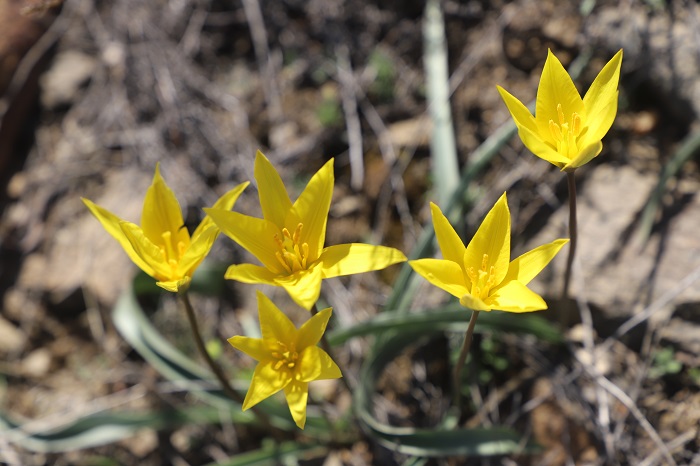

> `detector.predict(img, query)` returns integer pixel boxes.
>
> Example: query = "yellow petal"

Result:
[459,293,492,311]
[283,380,309,429]
[204,208,284,274]
[313,348,342,380]
[242,360,292,411]
[82,198,156,277]
[120,221,173,280]
[500,238,568,286]
[228,335,270,362]
[565,141,603,170]
[582,50,622,143]
[141,163,190,250]
[297,346,341,381]
[429,202,466,266]
[535,50,583,138]
[496,85,539,137]
[290,159,334,262]
[193,181,249,239]
[488,280,547,313]
[156,277,190,293]
[296,307,332,351]
[225,263,280,285]
[409,258,469,300]
[255,150,293,228]
[463,193,511,285]
[515,123,571,168]
[177,224,219,278]
[256,291,297,343]
[276,265,324,311]
[319,243,406,278]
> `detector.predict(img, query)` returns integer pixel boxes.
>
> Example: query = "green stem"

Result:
[180,292,281,435]
[452,310,480,409]
[561,170,578,299]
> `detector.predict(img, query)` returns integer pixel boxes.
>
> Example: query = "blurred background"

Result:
[1,0,700,464]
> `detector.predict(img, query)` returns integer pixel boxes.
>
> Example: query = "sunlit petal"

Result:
[256,291,297,342]
[535,50,583,137]
[283,381,309,429]
[120,221,172,279]
[82,198,156,277]
[242,361,291,411]
[515,124,570,168]
[204,208,284,273]
[290,159,334,262]
[297,346,341,381]
[296,307,332,351]
[319,243,406,278]
[276,265,324,311]
[582,49,623,140]
[500,239,569,286]
[225,263,279,285]
[178,224,218,278]
[496,85,540,138]
[459,293,492,311]
[156,278,190,293]
[409,258,469,299]
[228,335,270,362]
[255,150,293,228]
[464,193,511,284]
[488,280,547,313]
[141,163,190,249]
[430,202,466,266]
[193,181,249,239]
[565,141,603,170]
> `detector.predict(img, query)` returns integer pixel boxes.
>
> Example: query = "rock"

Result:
[528,164,700,323]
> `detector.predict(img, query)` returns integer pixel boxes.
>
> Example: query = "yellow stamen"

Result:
[273,223,310,274]
[557,103,565,125]
[571,112,581,136]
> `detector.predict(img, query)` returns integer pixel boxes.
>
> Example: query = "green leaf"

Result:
[329,304,563,346]
[204,441,328,466]
[354,330,540,457]
[0,406,239,453]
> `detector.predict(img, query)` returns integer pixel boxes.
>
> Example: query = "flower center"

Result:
[548,103,582,159]
[159,231,187,275]
[270,341,299,372]
[466,253,498,302]
[273,223,310,274]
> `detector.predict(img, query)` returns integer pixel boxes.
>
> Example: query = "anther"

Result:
[572,113,581,136]
[557,104,565,125]
[292,223,303,244]
[549,120,562,140]
[481,254,489,272]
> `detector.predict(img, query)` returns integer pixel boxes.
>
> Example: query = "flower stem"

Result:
[561,170,578,299]
[180,292,280,434]
[452,310,480,408]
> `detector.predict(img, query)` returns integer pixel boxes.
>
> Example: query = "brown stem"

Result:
[452,310,480,408]
[180,292,281,434]
[561,170,578,299]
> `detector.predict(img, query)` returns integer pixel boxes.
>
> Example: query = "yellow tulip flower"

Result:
[497,49,622,171]
[229,291,342,429]
[83,164,248,293]
[205,151,407,310]
[410,193,568,312]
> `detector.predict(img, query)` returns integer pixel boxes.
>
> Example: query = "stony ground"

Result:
[1,0,700,464]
